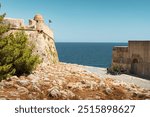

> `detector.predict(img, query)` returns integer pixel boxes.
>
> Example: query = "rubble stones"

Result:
[47,86,61,98]
[99,81,106,88]
[17,87,29,95]
[60,90,75,99]
[3,81,14,88]
[16,80,30,86]
[9,91,19,97]
[32,85,41,92]
[28,74,37,79]
[0,62,149,100]
[9,76,19,81]
[105,87,112,94]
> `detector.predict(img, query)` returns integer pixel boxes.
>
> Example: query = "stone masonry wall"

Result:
[3,14,59,65]
[128,41,150,78]
[112,46,130,72]
[112,41,150,79]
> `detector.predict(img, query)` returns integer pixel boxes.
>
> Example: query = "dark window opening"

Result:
[132,59,138,63]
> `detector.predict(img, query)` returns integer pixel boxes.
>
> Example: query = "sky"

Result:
[0,0,150,42]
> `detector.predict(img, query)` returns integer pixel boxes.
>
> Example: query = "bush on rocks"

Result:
[107,65,127,75]
[0,13,40,80]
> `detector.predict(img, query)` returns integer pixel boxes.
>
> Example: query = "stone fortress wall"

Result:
[112,41,150,79]
[3,14,59,65]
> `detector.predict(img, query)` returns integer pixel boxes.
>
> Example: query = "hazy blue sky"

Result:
[0,0,150,42]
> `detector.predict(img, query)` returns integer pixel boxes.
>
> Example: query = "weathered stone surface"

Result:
[14,84,20,88]
[43,78,50,82]
[3,81,14,88]
[0,62,150,100]
[16,80,30,86]
[0,83,4,89]
[32,85,41,92]
[112,41,150,78]
[47,86,61,98]
[28,74,38,80]
[4,14,59,65]
[17,87,29,95]
[9,76,19,81]
[99,81,106,88]
[67,82,83,90]
[60,90,75,99]
[105,87,112,94]
[9,91,19,97]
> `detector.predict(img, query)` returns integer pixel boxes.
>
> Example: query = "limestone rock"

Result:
[43,78,50,82]
[9,91,19,97]
[105,87,112,94]
[32,85,41,92]
[67,82,83,90]
[0,61,150,100]
[28,94,33,99]
[28,74,38,80]
[16,80,30,86]
[9,76,19,81]
[47,86,61,98]
[60,90,75,99]
[0,83,4,89]
[3,81,14,88]
[17,87,29,95]
[99,81,106,88]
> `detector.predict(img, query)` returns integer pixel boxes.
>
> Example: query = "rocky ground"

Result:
[0,62,150,100]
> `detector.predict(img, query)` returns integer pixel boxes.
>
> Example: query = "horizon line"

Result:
[55,40,150,43]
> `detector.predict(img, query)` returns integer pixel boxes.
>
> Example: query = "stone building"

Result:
[112,41,150,79]
[3,14,59,65]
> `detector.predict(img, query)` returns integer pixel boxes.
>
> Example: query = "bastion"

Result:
[3,14,59,65]
[112,41,150,79]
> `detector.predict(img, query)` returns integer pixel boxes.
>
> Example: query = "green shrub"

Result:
[107,65,128,75]
[0,14,40,80]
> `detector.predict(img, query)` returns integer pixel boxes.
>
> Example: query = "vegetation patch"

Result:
[0,13,40,80]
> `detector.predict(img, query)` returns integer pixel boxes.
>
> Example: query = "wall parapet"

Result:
[9,27,54,41]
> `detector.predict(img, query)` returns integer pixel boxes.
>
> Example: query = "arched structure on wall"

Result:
[112,41,150,79]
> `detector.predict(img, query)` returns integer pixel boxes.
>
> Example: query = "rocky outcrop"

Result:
[4,14,59,65]
[0,62,149,100]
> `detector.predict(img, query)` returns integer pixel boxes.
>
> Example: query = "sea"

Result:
[56,43,128,68]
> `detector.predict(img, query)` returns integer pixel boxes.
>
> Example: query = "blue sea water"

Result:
[56,43,128,68]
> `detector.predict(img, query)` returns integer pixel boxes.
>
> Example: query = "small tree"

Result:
[0,14,40,80]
